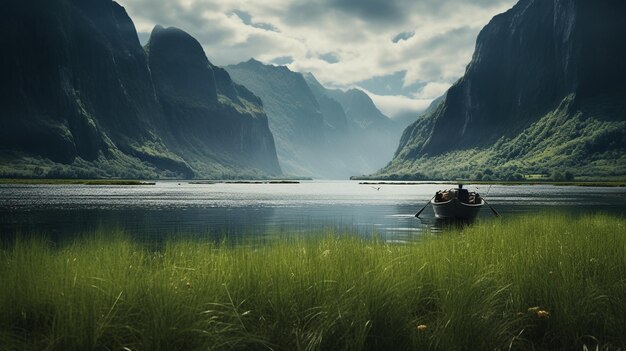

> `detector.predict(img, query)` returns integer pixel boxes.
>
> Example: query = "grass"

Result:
[1,214,625,350]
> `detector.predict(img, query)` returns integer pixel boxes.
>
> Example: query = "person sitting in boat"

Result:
[458,184,469,203]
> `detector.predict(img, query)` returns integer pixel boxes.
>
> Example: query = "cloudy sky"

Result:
[118,0,517,119]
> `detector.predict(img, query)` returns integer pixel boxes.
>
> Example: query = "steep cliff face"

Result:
[303,74,401,176]
[146,26,281,176]
[226,61,341,177]
[302,74,349,137]
[328,89,394,131]
[382,0,626,180]
[326,87,401,167]
[226,60,326,153]
[0,0,164,165]
[226,61,398,178]
[0,0,281,178]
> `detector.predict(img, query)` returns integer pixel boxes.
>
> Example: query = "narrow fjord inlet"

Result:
[0,0,625,350]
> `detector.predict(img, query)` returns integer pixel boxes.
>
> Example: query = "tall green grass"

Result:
[1,214,625,350]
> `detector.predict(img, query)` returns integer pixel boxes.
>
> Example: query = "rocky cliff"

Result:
[0,0,280,178]
[146,26,281,176]
[379,0,626,180]
[303,74,401,176]
[226,61,399,178]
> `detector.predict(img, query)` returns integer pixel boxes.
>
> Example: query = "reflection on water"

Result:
[0,181,624,244]
[432,217,478,231]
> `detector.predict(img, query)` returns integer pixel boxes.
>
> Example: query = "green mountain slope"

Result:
[377,0,626,180]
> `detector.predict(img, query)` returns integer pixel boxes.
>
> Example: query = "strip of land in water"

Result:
[189,180,300,184]
[0,179,304,185]
[0,179,155,185]
[358,181,626,187]
[2,214,624,350]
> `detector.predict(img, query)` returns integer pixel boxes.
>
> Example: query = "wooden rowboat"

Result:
[431,184,484,220]
[431,197,484,219]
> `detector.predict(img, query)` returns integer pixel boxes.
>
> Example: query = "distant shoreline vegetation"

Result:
[0,179,156,185]
[1,214,625,350]
[0,156,312,181]
[351,174,626,187]
[189,180,301,184]
[355,180,626,187]
[1,178,624,187]
[0,177,311,185]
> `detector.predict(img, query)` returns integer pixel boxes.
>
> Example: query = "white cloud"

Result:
[359,88,432,118]
[117,0,517,103]
[414,81,452,100]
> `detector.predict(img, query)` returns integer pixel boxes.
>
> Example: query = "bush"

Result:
[551,171,565,181]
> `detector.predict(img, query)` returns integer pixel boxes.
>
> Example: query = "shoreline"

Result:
[357,180,626,187]
[1,178,624,187]
[0,179,305,185]
[0,179,156,185]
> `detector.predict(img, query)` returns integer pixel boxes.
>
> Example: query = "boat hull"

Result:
[431,198,483,219]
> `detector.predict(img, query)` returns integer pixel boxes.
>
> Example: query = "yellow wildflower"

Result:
[537,310,550,319]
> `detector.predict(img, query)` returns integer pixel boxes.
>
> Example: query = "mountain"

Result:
[303,74,402,175]
[0,0,167,177]
[226,59,326,177]
[146,26,281,176]
[225,60,400,178]
[377,0,626,180]
[0,0,280,179]
[393,94,446,130]
[226,61,398,178]
[301,74,349,139]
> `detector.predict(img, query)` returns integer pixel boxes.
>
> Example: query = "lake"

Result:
[1,181,625,243]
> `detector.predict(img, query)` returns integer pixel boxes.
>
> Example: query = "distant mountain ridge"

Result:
[302,74,403,176]
[146,26,281,176]
[226,60,400,178]
[377,0,626,180]
[0,0,280,179]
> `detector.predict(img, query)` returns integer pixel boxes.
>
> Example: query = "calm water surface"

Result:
[1,181,625,243]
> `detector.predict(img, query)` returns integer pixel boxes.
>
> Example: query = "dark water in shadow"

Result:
[1,181,624,243]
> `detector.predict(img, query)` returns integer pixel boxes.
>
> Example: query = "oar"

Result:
[482,198,500,217]
[415,195,436,218]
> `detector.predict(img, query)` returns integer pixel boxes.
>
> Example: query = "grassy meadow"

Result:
[1,214,625,350]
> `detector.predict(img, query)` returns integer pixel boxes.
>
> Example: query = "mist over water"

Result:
[1,181,624,243]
